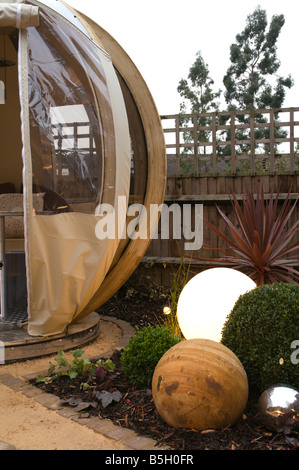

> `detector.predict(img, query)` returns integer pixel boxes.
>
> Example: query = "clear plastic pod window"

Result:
[19,3,131,335]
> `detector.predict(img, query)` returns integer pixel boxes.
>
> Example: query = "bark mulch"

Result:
[32,284,299,451]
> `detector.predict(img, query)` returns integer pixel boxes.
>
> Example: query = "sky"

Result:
[65,0,298,116]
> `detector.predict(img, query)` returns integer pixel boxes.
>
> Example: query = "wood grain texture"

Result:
[152,338,249,430]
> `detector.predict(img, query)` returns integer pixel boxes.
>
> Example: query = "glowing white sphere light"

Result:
[177,268,256,342]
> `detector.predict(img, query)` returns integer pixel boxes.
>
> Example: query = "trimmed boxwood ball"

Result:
[152,339,248,431]
[221,283,299,392]
[120,326,181,389]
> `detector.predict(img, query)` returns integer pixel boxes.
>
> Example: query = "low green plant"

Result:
[120,325,181,389]
[221,283,299,391]
[36,349,115,384]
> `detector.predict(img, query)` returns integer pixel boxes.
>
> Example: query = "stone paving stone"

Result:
[71,415,101,427]
[0,376,24,389]
[101,425,137,442]
[97,350,114,360]
[22,371,48,382]
[57,407,79,419]
[85,418,117,434]
[99,316,135,341]
[7,377,25,389]
[34,393,62,409]
[0,441,16,450]
[72,415,97,425]
[20,384,45,397]
[115,339,132,350]
[0,373,14,381]
[122,435,158,450]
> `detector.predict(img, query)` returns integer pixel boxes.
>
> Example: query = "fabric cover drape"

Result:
[0,1,39,29]
[17,3,131,336]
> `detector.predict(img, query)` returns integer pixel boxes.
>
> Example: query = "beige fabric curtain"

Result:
[0,1,39,29]
[28,212,124,335]
[17,4,131,336]
[27,48,131,336]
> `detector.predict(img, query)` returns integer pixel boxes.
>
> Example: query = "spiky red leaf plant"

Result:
[195,186,299,285]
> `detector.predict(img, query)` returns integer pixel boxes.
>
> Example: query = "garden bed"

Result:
[32,287,298,451]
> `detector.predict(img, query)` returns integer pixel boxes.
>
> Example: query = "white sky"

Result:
[66,0,298,116]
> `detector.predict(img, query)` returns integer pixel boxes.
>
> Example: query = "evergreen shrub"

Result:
[120,325,181,389]
[221,283,299,391]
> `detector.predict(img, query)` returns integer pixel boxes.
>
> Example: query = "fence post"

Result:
[193,114,199,177]
[250,111,255,176]
[212,113,217,176]
[231,111,236,176]
[290,108,295,174]
[269,109,275,175]
[175,115,180,177]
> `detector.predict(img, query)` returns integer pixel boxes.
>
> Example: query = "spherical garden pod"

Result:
[152,339,249,431]
[0,0,166,336]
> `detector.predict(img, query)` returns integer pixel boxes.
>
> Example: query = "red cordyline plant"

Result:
[195,186,299,285]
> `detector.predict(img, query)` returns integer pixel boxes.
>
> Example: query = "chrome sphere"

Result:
[258,384,299,434]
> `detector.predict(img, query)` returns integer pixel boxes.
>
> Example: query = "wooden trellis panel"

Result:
[161,107,299,178]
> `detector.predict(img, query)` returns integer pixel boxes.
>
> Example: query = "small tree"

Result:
[223,6,294,157]
[177,51,221,172]
[178,51,221,115]
[223,7,293,110]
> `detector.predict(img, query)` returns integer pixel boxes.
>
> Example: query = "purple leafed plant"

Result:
[195,186,299,285]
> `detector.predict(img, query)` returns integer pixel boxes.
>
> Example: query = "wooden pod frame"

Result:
[67,5,167,316]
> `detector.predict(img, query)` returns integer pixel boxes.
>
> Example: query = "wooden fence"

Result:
[142,107,299,285]
[161,107,299,178]
[142,174,299,285]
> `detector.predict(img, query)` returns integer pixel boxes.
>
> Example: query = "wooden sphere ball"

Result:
[152,338,248,431]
